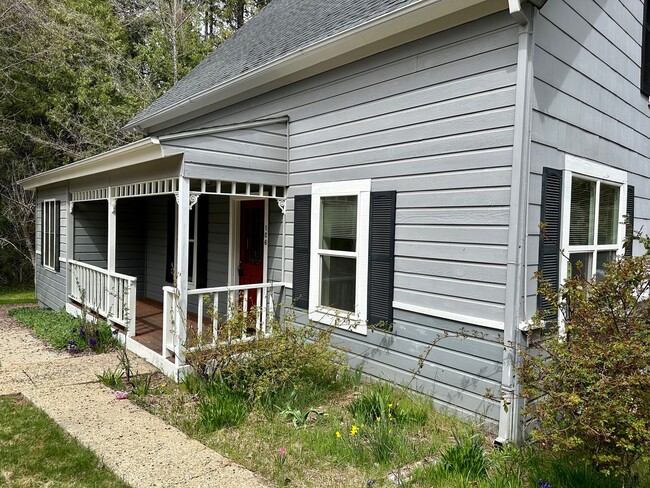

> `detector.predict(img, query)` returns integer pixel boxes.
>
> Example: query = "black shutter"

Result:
[537,168,563,320]
[367,191,396,327]
[196,197,209,287]
[293,195,311,309]
[625,185,635,257]
[54,201,61,272]
[642,1,650,96]
[40,201,44,266]
[165,196,176,284]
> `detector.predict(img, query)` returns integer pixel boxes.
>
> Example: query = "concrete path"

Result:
[0,305,270,488]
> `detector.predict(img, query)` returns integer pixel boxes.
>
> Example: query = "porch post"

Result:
[107,193,121,332]
[174,177,190,366]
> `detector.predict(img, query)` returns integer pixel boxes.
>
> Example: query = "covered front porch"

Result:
[67,175,288,378]
[59,118,290,378]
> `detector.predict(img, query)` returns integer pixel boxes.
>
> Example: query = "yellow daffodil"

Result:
[336,431,341,438]
[350,425,358,436]
[376,416,381,423]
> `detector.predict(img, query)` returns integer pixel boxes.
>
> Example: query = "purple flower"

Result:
[67,340,77,345]
[115,391,128,400]
[278,446,286,457]
[538,479,552,488]
[89,337,97,348]
[68,348,78,354]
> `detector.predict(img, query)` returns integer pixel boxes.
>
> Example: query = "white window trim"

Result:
[309,179,370,335]
[558,155,628,333]
[42,199,57,271]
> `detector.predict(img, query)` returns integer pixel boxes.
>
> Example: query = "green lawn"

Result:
[0,394,130,487]
[0,285,36,305]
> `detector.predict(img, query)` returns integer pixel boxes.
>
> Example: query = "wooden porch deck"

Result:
[132,297,165,353]
[132,297,201,355]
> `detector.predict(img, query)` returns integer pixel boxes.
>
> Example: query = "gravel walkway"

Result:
[0,305,270,488]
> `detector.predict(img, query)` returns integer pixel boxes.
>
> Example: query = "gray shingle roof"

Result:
[128,0,415,129]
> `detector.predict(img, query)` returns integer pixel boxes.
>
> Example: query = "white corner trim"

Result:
[564,155,627,184]
[392,301,505,330]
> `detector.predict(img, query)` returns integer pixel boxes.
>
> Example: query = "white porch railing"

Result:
[68,259,137,336]
[162,282,286,364]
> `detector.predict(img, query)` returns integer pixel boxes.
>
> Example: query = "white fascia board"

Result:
[18,137,167,190]
[128,0,502,133]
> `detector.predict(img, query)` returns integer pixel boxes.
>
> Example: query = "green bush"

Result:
[185,310,345,407]
[523,253,650,480]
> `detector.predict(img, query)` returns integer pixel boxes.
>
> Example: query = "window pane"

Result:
[597,183,620,245]
[188,242,194,282]
[43,204,49,267]
[568,252,592,279]
[189,206,195,238]
[321,196,357,252]
[321,255,356,312]
[595,251,615,283]
[569,178,596,246]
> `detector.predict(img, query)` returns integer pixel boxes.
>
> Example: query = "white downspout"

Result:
[499,1,534,445]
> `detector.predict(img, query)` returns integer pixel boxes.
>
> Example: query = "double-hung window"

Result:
[309,180,370,332]
[42,200,58,270]
[560,157,627,284]
[538,157,632,329]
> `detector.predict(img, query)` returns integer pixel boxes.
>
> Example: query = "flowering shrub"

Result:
[522,253,650,480]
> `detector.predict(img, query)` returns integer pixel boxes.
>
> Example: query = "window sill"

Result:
[308,306,367,335]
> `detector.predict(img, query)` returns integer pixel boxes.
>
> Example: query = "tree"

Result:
[0,0,267,284]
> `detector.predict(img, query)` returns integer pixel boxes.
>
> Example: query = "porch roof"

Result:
[18,138,172,191]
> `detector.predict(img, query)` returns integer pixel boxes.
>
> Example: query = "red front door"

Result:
[239,200,265,310]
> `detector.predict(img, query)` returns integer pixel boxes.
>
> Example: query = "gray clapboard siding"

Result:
[167,124,288,186]
[206,195,229,289]
[115,198,147,295]
[151,11,519,422]
[145,196,171,303]
[287,302,503,422]
[73,201,108,269]
[35,185,68,310]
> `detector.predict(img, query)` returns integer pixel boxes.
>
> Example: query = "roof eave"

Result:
[18,137,165,190]
[126,0,504,134]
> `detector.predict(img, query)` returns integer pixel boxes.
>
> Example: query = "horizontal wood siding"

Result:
[116,198,146,295]
[167,123,288,186]
[35,185,68,310]
[268,199,284,285]
[206,195,229,287]
[73,201,108,270]
[154,11,518,420]
[527,0,650,317]
[145,196,171,303]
